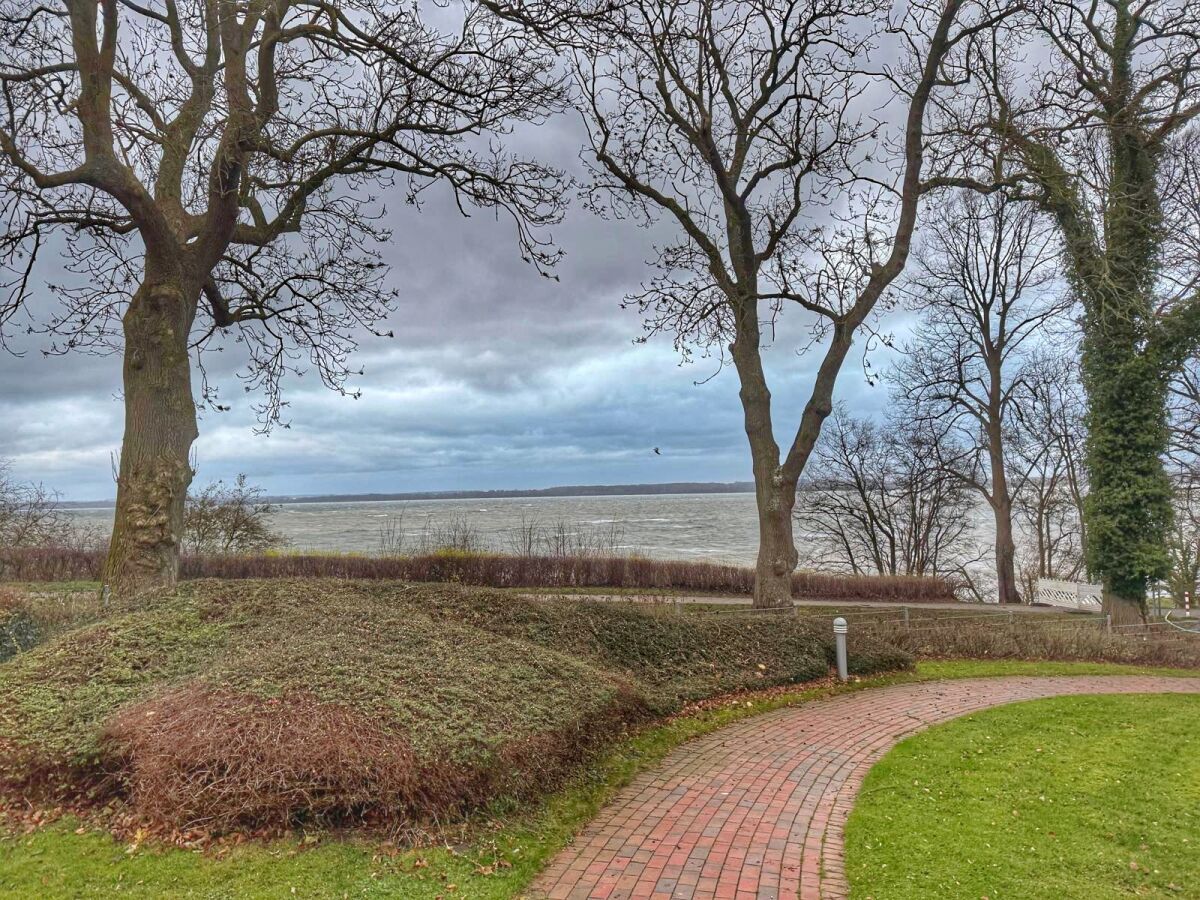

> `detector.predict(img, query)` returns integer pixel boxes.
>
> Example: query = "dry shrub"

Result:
[102,682,646,833]
[0,546,957,602]
[104,688,427,830]
[181,552,956,601]
[0,587,21,612]
[0,547,104,582]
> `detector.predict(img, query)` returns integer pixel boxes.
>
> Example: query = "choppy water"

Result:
[65,491,999,592]
[64,493,769,564]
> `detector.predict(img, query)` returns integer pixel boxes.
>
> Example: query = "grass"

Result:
[845,693,1200,899]
[2,659,1197,898]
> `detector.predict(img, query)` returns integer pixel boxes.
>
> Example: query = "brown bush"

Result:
[0,546,104,582]
[0,546,958,602]
[101,682,646,833]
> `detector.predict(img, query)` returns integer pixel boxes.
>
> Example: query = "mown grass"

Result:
[845,693,1200,899]
[3,660,1198,899]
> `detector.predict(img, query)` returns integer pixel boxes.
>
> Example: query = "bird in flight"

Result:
[653,447,662,455]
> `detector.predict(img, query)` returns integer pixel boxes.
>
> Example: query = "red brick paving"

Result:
[528,676,1200,900]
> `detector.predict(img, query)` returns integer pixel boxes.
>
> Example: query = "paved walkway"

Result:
[529,676,1200,900]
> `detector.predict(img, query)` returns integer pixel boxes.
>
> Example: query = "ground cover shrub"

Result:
[856,613,1200,669]
[0,546,958,601]
[0,579,911,835]
[0,586,107,663]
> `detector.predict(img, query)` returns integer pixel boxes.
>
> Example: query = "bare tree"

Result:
[1165,476,1199,607]
[935,0,1200,621]
[489,0,1013,606]
[795,408,981,589]
[0,1,566,597]
[0,460,72,548]
[891,192,1066,603]
[1010,351,1089,593]
[182,474,284,555]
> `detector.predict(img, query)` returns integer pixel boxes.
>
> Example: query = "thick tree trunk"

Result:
[102,278,199,598]
[994,504,1021,605]
[1103,590,1145,626]
[730,300,799,609]
[753,475,799,608]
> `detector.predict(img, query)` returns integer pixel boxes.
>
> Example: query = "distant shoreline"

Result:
[58,481,756,510]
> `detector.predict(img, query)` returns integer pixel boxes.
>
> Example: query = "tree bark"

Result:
[731,312,799,609]
[993,499,1021,604]
[102,277,199,598]
[753,474,799,608]
[988,434,1022,605]
[1103,591,1145,626]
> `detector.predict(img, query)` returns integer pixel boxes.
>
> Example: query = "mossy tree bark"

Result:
[102,274,200,596]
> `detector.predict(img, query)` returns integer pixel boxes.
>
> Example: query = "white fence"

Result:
[1036,578,1105,611]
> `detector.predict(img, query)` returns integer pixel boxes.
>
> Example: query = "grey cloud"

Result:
[1,99,912,500]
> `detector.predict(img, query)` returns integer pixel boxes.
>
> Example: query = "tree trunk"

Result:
[102,278,199,598]
[730,303,799,609]
[753,475,799,608]
[1103,589,1145,626]
[985,357,1022,604]
[993,503,1021,604]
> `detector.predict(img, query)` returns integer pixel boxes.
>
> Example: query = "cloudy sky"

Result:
[1,107,903,503]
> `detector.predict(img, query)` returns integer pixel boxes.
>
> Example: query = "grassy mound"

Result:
[0,579,910,834]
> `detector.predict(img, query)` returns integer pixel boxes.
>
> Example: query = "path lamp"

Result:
[833,617,849,682]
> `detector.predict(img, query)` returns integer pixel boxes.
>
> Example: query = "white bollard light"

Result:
[833,617,849,682]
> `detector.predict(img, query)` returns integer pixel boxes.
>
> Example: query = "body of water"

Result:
[65,492,1001,595]
[65,493,768,565]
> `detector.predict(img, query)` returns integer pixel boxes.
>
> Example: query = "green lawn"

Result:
[2,660,1197,899]
[845,693,1200,899]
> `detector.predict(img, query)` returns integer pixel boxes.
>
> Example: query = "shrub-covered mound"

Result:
[0,579,910,834]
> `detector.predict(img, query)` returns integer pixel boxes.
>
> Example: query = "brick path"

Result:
[529,676,1200,900]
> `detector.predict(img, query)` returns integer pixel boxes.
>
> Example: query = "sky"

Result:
[0,66,906,503]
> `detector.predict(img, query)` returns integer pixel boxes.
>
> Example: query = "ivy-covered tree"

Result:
[941,0,1200,621]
